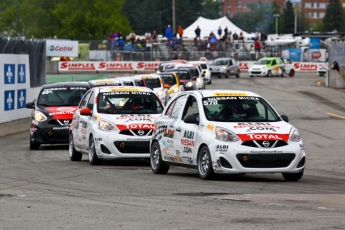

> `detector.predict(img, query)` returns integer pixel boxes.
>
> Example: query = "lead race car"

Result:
[150,90,306,181]
[69,86,164,165]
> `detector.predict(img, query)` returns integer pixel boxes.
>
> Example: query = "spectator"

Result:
[145,31,151,43]
[178,25,184,39]
[254,38,261,53]
[331,60,340,74]
[261,31,267,43]
[113,30,118,40]
[239,31,244,42]
[255,31,260,40]
[152,30,158,43]
[233,32,238,41]
[118,31,123,38]
[108,33,113,40]
[165,25,173,39]
[217,26,222,39]
[224,27,228,37]
[129,31,136,45]
[195,26,201,40]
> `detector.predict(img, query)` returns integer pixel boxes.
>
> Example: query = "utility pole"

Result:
[15,3,19,36]
[172,0,176,33]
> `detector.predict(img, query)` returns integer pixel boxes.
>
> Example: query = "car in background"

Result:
[69,86,164,165]
[165,69,198,91]
[159,72,184,104]
[118,76,135,86]
[279,58,296,77]
[88,78,123,88]
[150,90,306,181]
[248,57,285,77]
[173,64,205,90]
[132,74,167,105]
[209,58,240,78]
[189,61,212,84]
[26,82,90,150]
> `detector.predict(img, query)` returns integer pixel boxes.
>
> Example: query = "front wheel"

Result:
[150,141,169,174]
[282,172,303,181]
[266,70,272,77]
[197,146,214,180]
[236,70,240,78]
[29,137,40,150]
[69,133,82,161]
[88,135,103,165]
[281,69,286,77]
[289,69,295,77]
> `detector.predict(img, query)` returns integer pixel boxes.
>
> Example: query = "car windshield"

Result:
[179,67,199,76]
[212,60,228,66]
[97,91,164,114]
[203,96,280,122]
[160,74,177,85]
[199,63,207,69]
[37,86,89,106]
[144,78,161,88]
[170,71,191,80]
[257,60,271,65]
[89,80,122,88]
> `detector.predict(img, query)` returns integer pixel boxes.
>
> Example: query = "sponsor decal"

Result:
[82,135,86,140]
[95,138,102,142]
[162,147,170,156]
[163,128,175,138]
[126,138,150,141]
[116,115,154,122]
[237,133,289,142]
[182,156,193,164]
[47,107,77,120]
[181,139,194,147]
[116,124,155,131]
[52,126,69,130]
[99,62,133,71]
[207,123,215,131]
[137,62,159,70]
[293,63,318,71]
[81,128,87,135]
[213,92,249,97]
[60,62,96,71]
[109,87,142,92]
[183,147,192,153]
[250,150,283,154]
[216,145,229,152]
[183,130,194,139]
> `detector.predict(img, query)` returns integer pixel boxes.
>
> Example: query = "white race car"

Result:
[69,86,164,165]
[189,61,212,84]
[150,90,306,181]
[248,57,285,77]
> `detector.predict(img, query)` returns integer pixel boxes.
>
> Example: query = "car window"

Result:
[271,60,276,65]
[202,96,280,122]
[258,59,270,65]
[229,59,233,66]
[171,71,191,80]
[183,96,199,119]
[160,73,177,85]
[38,86,88,107]
[165,100,176,116]
[87,91,95,110]
[79,91,92,109]
[133,79,145,87]
[145,78,161,88]
[169,95,187,119]
[200,64,207,69]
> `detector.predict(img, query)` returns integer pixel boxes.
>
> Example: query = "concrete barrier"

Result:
[326,65,345,89]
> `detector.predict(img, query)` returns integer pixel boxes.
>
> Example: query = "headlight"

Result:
[215,127,239,142]
[99,118,117,131]
[34,111,47,122]
[289,128,301,142]
[222,66,227,69]
[173,87,179,93]
[157,90,163,96]
[185,82,193,87]
[205,70,210,75]
[196,78,202,83]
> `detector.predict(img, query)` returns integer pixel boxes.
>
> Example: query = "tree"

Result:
[200,0,222,20]
[323,0,345,32]
[282,0,294,34]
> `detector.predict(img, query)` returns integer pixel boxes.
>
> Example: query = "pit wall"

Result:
[0,54,41,123]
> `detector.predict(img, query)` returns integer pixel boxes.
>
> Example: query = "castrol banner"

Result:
[46,40,78,57]
[58,61,159,72]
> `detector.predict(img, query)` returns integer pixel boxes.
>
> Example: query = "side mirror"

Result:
[80,107,92,116]
[26,101,35,109]
[281,115,289,122]
[163,83,170,89]
[184,114,199,124]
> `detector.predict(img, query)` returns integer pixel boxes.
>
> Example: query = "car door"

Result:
[158,95,187,163]
[171,95,199,165]
[79,91,95,151]
[73,91,92,151]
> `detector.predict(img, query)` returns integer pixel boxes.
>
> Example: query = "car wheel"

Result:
[266,70,272,77]
[249,75,254,78]
[197,146,214,180]
[208,78,212,84]
[150,141,169,174]
[69,133,82,161]
[289,69,295,77]
[225,71,230,78]
[281,69,286,77]
[236,70,240,78]
[282,172,303,181]
[88,135,103,165]
[29,136,40,150]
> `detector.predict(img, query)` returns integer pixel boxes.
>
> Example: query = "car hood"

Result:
[250,64,267,69]
[99,114,161,131]
[210,121,292,142]
[40,106,78,120]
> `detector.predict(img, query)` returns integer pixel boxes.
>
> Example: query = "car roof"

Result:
[88,78,122,87]
[185,89,261,98]
[97,86,154,93]
[42,81,90,89]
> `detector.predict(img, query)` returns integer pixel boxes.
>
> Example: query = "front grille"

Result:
[219,157,232,169]
[250,71,262,74]
[119,129,152,136]
[242,140,288,148]
[114,141,150,153]
[236,153,295,168]
[48,119,72,125]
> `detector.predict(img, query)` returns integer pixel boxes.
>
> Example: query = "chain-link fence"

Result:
[325,40,345,67]
[0,36,46,87]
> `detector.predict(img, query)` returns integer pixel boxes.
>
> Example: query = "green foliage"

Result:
[323,0,345,32]
[282,0,294,34]
[200,0,222,20]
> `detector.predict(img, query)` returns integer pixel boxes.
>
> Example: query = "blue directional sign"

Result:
[17,64,26,84]
[4,64,15,84]
[17,89,26,109]
[4,90,15,111]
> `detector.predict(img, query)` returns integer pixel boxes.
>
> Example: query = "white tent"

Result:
[183,16,249,39]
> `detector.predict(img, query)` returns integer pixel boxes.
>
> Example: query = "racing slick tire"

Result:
[225,71,230,78]
[289,69,295,77]
[236,70,240,78]
[69,133,82,161]
[282,172,303,181]
[197,146,214,180]
[150,141,169,174]
[29,137,40,150]
[88,135,103,165]
[266,70,272,77]
[281,69,286,77]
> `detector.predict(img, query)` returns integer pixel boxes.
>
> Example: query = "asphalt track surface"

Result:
[1,72,345,230]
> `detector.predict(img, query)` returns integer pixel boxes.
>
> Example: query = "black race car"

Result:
[26,82,90,150]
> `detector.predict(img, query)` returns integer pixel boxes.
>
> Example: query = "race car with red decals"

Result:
[68,86,164,165]
[26,82,90,150]
[150,90,306,181]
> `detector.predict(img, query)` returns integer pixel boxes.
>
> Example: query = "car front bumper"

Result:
[30,120,70,144]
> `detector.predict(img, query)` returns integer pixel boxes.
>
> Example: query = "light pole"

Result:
[274,14,280,35]
[172,0,176,33]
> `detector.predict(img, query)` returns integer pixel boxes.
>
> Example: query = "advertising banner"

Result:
[46,40,78,57]
[309,38,321,49]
